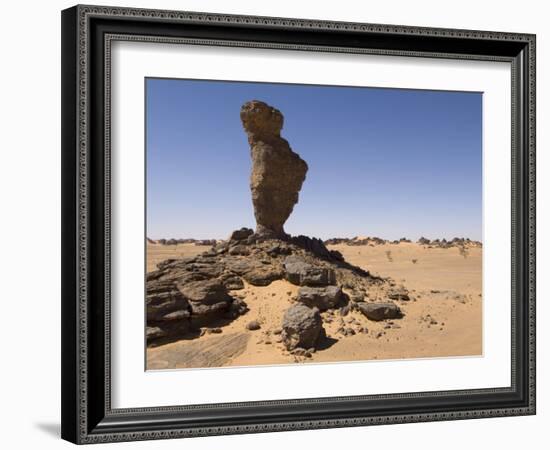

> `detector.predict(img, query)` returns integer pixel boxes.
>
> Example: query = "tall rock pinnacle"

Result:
[240,100,308,238]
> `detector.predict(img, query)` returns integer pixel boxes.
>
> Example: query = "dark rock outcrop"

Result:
[240,100,308,238]
[281,304,323,350]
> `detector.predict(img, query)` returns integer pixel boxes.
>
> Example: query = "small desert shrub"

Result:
[385,250,393,262]
[411,259,418,264]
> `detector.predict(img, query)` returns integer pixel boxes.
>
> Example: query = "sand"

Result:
[146,242,482,369]
[146,242,212,273]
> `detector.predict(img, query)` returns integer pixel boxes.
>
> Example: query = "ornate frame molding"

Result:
[62,5,536,444]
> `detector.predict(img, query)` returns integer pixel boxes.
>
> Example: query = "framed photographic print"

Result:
[61,4,536,444]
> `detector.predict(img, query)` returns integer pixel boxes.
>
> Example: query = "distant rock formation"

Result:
[324,236,482,248]
[151,238,217,246]
[240,100,308,238]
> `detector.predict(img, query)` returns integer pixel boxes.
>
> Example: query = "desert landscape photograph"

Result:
[145,79,482,370]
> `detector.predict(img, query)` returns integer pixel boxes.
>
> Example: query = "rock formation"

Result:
[240,100,308,238]
[145,102,410,355]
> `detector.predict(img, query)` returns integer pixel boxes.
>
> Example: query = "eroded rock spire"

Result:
[240,100,308,238]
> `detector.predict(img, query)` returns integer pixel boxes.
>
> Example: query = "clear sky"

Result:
[146,78,482,241]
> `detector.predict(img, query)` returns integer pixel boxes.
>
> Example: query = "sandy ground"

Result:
[146,242,482,369]
[146,243,212,272]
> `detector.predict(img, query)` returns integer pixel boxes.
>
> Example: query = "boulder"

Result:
[283,255,335,286]
[281,304,323,350]
[296,286,343,311]
[240,100,308,237]
[357,302,402,321]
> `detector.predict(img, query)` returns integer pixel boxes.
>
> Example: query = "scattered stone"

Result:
[291,348,312,358]
[388,285,410,301]
[246,320,261,331]
[281,305,323,350]
[357,302,402,321]
[339,305,351,316]
[208,327,223,334]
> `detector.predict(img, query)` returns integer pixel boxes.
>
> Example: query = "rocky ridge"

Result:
[147,227,408,352]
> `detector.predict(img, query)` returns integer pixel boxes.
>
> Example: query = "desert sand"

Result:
[146,241,482,370]
[146,242,212,273]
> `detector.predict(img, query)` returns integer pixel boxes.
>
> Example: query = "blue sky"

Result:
[146,78,482,241]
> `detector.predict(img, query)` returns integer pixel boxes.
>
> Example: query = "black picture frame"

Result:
[61,4,536,444]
